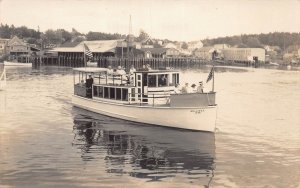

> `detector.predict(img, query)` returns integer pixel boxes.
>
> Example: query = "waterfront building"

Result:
[222,48,265,62]
[140,48,180,59]
[141,37,154,48]
[193,47,216,60]
[50,40,120,61]
[6,36,40,61]
[188,41,203,50]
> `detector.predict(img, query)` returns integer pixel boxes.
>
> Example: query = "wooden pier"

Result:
[32,56,210,69]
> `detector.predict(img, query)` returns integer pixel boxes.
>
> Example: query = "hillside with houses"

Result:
[1,24,300,65]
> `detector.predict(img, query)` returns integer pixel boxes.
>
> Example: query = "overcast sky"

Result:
[0,0,300,41]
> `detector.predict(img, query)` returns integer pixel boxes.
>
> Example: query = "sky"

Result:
[0,0,300,41]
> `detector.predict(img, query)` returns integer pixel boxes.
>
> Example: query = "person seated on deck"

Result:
[116,66,126,75]
[181,83,189,94]
[196,81,204,93]
[191,84,197,93]
[86,75,94,98]
[158,74,167,87]
[129,65,136,75]
[174,84,181,94]
[115,66,127,81]
[146,64,152,71]
[107,66,113,76]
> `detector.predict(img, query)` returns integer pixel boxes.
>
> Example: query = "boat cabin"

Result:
[73,67,216,107]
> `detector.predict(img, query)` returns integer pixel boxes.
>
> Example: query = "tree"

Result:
[181,42,188,49]
[244,37,263,48]
[136,29,149,42]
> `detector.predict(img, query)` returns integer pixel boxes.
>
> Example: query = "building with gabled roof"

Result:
[141,37,155,48]
[140,48,180,59]
[193,47,216,60]
[6,36,40,58]
[48,40,123,61]
[188,41,203,50]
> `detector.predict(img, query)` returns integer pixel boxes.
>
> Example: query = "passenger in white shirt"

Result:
[116,66,126,75]
[129,65,136,75]
[197,81,204,93]
[107,66,113,76]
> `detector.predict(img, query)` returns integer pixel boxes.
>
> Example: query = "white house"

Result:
[222,48,265,62]
[193,47,216,60]
[188,41,203,50]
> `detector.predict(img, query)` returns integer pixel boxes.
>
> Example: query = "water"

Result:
[0,66,299,188]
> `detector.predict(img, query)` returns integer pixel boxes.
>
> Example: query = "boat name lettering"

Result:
[190,109,205,114]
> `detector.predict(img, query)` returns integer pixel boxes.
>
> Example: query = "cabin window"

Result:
[158,74,168,87]
[122,89,128,101]
[110,87,115,99]
[93,86,98,97]
[130,88,135,101]
[98,86,103,97]
[148,75,157,87]
[104,87,109,98]
[143,74,148,86]
[116,88,121,100]
[172,73,179,86]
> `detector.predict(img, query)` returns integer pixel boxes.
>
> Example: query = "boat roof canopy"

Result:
[73,67,108,73]
[135,69,179,74]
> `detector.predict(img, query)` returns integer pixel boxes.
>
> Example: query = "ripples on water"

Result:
[0,66,299,188]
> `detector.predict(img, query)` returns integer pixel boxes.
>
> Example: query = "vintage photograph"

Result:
[0,0,299,187]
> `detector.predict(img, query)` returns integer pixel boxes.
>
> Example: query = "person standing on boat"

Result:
[181,83,190,94]
[197,81,204,93]
[86,75,94,98]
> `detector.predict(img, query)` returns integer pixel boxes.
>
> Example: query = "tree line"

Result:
[1,24,299,52]
[203,32,300,51]
[0,24,126,48]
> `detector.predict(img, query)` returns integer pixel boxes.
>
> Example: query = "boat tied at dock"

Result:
[72,66,217,132]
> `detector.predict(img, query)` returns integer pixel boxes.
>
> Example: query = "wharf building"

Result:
[0,36,40,62]
[222,48,265,62]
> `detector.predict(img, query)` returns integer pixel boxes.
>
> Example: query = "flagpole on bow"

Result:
[206,65,215,92]
[83,42,86,69]
[212,67,214,92]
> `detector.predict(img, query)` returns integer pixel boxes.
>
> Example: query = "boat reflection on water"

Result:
[72,107,216,186]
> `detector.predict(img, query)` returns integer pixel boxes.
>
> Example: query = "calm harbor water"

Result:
[0,65,299,188]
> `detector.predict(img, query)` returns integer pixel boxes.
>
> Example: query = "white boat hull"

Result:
[4,61,32,67]
[72,95,217,132]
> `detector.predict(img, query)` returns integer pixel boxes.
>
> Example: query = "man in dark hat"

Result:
[86,75,94,98]
[197,81,204,93]
[191,84,197,93]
